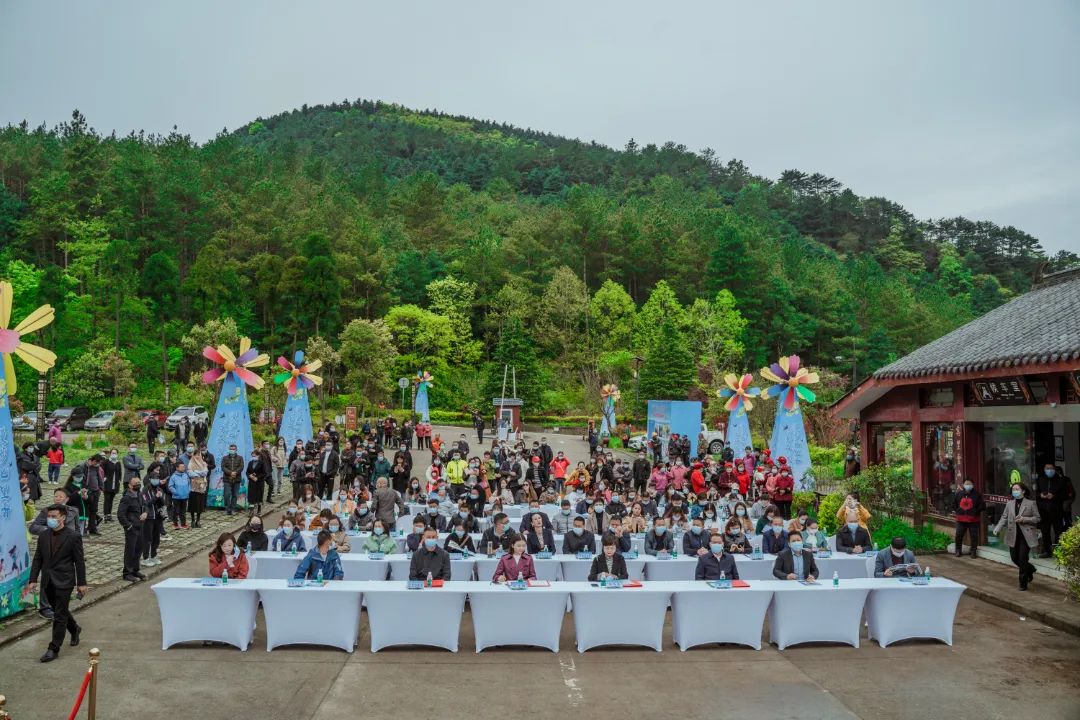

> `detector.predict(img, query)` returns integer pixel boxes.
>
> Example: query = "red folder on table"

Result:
[622,580,643,588]
[431,579,444,588]
[732,580,750,588]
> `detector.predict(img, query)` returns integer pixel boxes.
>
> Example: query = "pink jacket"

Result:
[669,465,689,489]
[650,468,670,493]
[492,553,536,582]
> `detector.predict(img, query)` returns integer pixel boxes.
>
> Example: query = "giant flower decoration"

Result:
[0,281,56,394]
[273,350,323,395]
[760,355,819,411]
[719,373,761,413]
[202,337,269,389]
[415,370,434,389]
[600,384,621,403]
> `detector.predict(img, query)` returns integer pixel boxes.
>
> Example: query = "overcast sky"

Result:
[1,1,1077,253]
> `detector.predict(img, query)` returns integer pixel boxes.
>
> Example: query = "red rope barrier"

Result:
[67,668,92,720]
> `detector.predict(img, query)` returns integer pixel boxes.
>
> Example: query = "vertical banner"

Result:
[726,406,753,458]
[206,373,254,508]
[769,402,812,490]
[413,371,433,423]
[345,406,357,432]
[0,362,30,619]
[278,388,313,451]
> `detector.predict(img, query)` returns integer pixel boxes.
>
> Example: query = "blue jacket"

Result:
[167,471,191,500]
[294,547,344,580]
[272,529,306,553]
[762,528,789,554]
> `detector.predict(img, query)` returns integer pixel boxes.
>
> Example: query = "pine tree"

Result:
[638,319,695,404]
[483,318,543,409]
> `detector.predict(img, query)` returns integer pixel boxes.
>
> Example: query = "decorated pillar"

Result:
[760,355,819,490]
[274,350,322,450]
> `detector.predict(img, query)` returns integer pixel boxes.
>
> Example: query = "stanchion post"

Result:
[0,694,9,720]
[87,648,100,720]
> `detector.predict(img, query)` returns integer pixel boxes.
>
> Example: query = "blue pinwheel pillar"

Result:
[0,363,30,619]
[279,387,313,451]
[207,373,255,508]
[600,397,616,435]
[414,383,430,422]
[769,401,813,490]
[726,405,753,458]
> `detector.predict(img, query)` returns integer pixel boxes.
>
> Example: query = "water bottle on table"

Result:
[832,570,839,587]
[222,569,228,585]
[426,571,433,588]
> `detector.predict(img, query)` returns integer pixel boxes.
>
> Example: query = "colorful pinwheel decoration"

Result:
[0,280,56,394]
[600,384,621,404]
[273,350,322,395]
[760,355,819,410]
[719,373,761,414]
[415,370,434,390]
[202,337,269,389]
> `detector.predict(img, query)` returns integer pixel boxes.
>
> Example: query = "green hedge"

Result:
[1053,520,1080,601]
[871,517,950,553]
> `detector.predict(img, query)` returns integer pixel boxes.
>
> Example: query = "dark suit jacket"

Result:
[525,527,556,554]
[562,530,595,555]
[29,526,86,590]
[588,552,629,581]
[117,490,145,531]
[835,525,873,554]
[317,450,340,477]
[772,548,819,580]
[695,552,739,580]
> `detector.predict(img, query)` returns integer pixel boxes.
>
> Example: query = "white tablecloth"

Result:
[152,578,260,650]
[670,584,775,650]
[767,580,872,650]
[642,555,699,581]
[864,579,965,647]
[467,585,570,652]
[249,552,392,581]
[814,553,876,580]
[363,582,468,652]
[569,583,672,652]
[259,581,364,651]
[388,556,476,581]
[558,555,647,582]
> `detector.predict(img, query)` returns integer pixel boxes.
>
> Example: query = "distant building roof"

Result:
[873,266,1080,381]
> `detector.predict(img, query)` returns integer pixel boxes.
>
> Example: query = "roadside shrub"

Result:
[1053,520,1080,601]
[791,491,817,518]
[845,463,920,525]
[817,492,845,535]
[871,516,950,554]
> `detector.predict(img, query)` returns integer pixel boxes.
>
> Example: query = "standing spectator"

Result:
[46,440,64,485]
[220,443,244,516]
[101,448,122,523]
[117,476,146,582]
[843,447,861,478]
[1035,462,1068,557]
[993,482,1040,590]
[772,465,794,518]
[370,476,405,525]
[587,422,598,456]
[473,411,485,443]
[187,449,209,528]
[317,440,339,499]
[122,443,144,481]
[270,437,288,498]
[1059,465,1076,536]
[27,504,87,662]
[167,462,191,529]
[145,413,159,454]
[952,478,984,557]
[47,419,63,446]
[246,448,268,515]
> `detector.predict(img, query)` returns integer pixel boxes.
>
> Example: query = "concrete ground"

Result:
[2,427,1079,719]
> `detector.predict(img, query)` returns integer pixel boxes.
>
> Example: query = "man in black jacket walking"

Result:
[117,477,147,582]
[27,504,88,662]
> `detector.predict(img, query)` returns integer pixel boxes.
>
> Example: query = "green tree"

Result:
[52,337,136,403]
[484,318,543,408]
[589,279,636,352]
[338,318,397,403]
[633,280,686,354]
[687,289,747,370]
[638,319,695,403]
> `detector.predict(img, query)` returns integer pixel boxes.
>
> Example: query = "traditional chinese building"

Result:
[830,266,1080,530]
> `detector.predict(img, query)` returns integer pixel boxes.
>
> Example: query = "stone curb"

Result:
[0,500,289,650]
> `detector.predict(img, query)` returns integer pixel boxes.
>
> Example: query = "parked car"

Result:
[165,405,209,430]
[136,409,167,427]
[698,422,726,455]
[84,410,121,431]
[47,407,94,431]
[12,411,38,432]
[627,434,648,451]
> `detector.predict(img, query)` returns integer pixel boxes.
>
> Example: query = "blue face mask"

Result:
[455,528,466,537]
[1045,470,1056,477]
[283,527,293,536]
[374,527,384,536]
[572,527,584,536]
[709,543,724,554]
[691,526,703,535]
[655,526,667,535]
[562,509,571,516]
[1012,489,1023,499]
[846,523,859,533]
[790,541,804,553]
[423,538,437,550]
[46,517,60,530]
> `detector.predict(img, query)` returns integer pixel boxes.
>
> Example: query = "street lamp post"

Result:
[632,355,644,411]
[35,372,48,442]
[835,355,857,390]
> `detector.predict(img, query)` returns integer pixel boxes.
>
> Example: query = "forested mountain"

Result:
[0,101,1073,415]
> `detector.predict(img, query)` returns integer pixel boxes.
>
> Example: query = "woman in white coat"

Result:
[992,481,1041,590]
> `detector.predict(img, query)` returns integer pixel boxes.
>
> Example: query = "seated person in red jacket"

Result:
[492,534,536,583]
[208,532,249,579]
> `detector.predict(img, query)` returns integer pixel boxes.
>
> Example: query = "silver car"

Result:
[12,411,38,431]
[84,410,121,430]
[165,405,209,430]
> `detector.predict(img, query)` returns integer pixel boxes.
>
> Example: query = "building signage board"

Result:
[971,377,1033,406]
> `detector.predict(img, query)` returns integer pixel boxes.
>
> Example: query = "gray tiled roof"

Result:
[874,267,1080,380]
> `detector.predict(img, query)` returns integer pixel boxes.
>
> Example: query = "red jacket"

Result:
[772,475,794,502]
[690,469,707,495]
[549,457,570,479]
[736,471,751,496]
[209,552,249,580]
[492,553,536,582]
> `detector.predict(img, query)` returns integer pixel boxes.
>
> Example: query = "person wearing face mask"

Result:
[589,536,629,581]
[272,518,306,552]
[730,502,754,535]
[669,457,688,491]
[444,518,478,554]
[295,531,344,581]
[349,502,377,533]
[584,497,611,535]
[623,502,648,533]
[361,519,395,554]
[328,488,353,518]
[186,450,209,528]
[874,537,918,577]
[420,500,447,532]
[835,510,873,554]
[701,502,722,530]
[843,446,861,478]
[663,493,687,523]
[564,462,591,493]
[405,477,425,505]
[454,503,481,533]
[722,519,751,553]
[237,515,269,553]
[695,531,739,580]
[464,485,486,518]
[772,531,818,581]
[552,499,574,534]
[167,462,191,530]
[315,442,340,500]
[117,477,147,582]
[993,482,1040,590]
[951,478,984,557]
[411,528,452,581]
[755,504,780,535]
[220,444,244,515]
[27,504,88,662]
[772,465,794,518]
[122,444,144,483]
[209,532,250,580]
[481,513,514,555]
[644,518,674,556]
[835,493,871,529]
[560,514,594,554]
[493,535,535,583]
[101,448,122,523]
[406,517,428,552]
[762,516,789,554]
[602,516,633,553]
[1034,463,1069,557]
[802,520,827,552]
[307,508,338,532]
[683,516,710,556]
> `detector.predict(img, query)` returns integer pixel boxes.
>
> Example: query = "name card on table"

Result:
[625,551,639,559]
[199,577,222,586]
[709,578,733,589]
[406,580,424,589]
[575,552,592,560]
[798,579,820,586]
[816,551,832,558]
[367,552,386,560]
[656,552,673,560]
[526,580,551,587]
[535,551,553,559]
[507,580,529,590]
[601,579,623,589]
[449,553,464,560]
[287,579,305,588]
[751,547,763,560]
